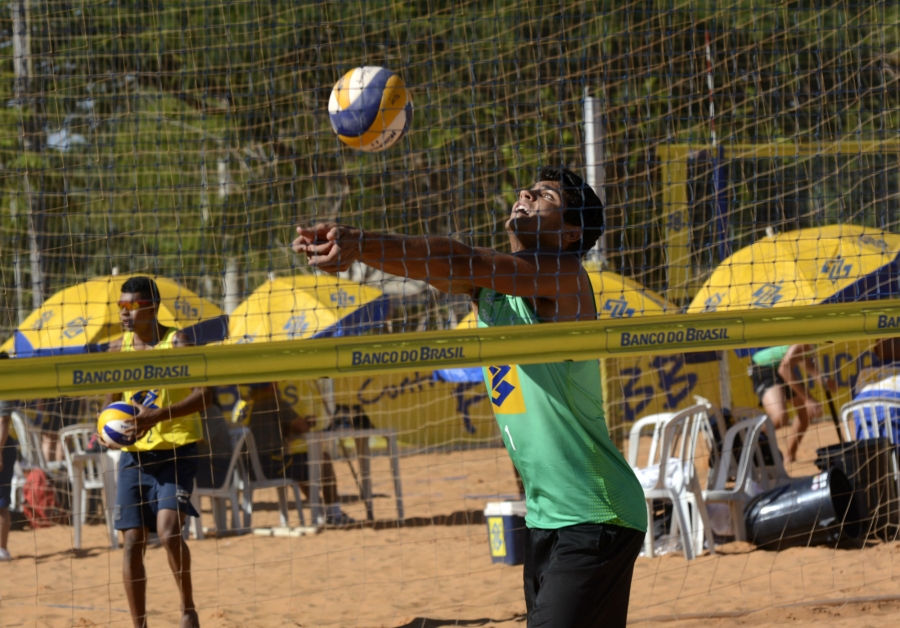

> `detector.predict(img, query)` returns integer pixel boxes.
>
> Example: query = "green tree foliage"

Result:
[1,0,898,330]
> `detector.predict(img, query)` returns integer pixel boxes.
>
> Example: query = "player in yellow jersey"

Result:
[105,276,210,628]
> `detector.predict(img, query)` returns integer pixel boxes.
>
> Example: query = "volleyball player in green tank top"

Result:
[294,166,647,628]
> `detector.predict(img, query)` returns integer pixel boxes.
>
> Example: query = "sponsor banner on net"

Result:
[56,355,209,392]
[608,318,746,353]
[337,337,480,372]
[863,307,900,334]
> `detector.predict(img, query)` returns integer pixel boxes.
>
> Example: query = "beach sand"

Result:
[1,420,898,627]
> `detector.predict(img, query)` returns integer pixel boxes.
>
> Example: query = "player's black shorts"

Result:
[524,522,644,628]
[750,364,793,405]
[115,443,200,533]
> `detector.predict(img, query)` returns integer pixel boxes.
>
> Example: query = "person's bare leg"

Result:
[41,432,59,463]
[122,527,149,628]
[157,509,199,628]
[786,402,811,463]
[780,352,813,462]
[761,385,788,429]
[0,507,10,553]
[760,385,793,464]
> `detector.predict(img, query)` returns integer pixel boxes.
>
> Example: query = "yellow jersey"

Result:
[121,329,203,451]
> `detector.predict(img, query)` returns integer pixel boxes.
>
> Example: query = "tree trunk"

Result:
[13,0,43,308]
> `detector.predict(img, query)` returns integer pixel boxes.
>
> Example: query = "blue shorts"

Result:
[0,437,18,510]
[115,443,200,532]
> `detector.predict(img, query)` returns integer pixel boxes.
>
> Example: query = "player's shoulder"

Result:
[107,337,124,352]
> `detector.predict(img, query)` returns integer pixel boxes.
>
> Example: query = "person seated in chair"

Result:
[243,382,354,526]
[852,337,900,445]
[194,401,234,491]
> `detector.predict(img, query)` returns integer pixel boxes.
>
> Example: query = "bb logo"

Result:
[603,297,635,318]
[131,389,160,409]
[283,314,309,339]
[821,258,853,281]
[330,289,356,307]
[751,283,783,308]
[62,316,91,339]
[32,310,54,331]
[666,210,686,233]
[488,517,507,557]
[488,365,526,414]
[703,293,723,312]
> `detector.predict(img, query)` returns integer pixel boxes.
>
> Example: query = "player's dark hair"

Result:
[538,165,604,257]
[120,276,160,304]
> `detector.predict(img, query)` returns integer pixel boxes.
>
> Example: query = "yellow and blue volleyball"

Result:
[97,402,140,448]
[328,66,413,152]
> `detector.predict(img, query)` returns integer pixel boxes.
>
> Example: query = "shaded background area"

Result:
[2,1,900,330]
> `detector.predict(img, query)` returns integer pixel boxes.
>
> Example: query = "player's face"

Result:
[506,180,567,251]
[118,292,158,332]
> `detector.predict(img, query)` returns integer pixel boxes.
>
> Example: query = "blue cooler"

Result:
[484,501,527,565]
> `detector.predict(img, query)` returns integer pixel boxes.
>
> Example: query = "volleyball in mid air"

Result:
[328,66,413,152]
[97,402,140,448]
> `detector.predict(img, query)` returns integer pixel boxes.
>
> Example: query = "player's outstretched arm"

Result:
[293,223,584,298]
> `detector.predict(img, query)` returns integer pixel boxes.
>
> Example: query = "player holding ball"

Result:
[294,165,647,628]
[105,276,211,628]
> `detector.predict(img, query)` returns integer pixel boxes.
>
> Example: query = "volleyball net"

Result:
[2,1,900,626]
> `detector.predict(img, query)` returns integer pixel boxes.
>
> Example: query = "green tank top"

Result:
[751,345,790,367]
[478,289,647,531]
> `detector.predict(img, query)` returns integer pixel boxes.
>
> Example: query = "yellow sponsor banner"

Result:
[331,372,498,447]
[607,318,745,353]
[56,355,208,393]
[604,340,880,437]
[2,300,900,400]
[863,307,900,334]
[336,336,481,372]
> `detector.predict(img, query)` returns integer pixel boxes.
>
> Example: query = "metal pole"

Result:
[584,91,606,263]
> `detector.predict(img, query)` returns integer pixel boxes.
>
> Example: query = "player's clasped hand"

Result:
[292,223,363,273]
[122,404,161,441]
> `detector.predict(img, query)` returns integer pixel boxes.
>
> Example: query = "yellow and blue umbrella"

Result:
[453,269,674,329]
[1,275,224,357]
[226,275,388,344]
[436,270,675,382]
[688,225,900,313]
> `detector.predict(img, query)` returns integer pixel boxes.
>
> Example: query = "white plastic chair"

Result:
[58,424,118,550]
[703,414,789,541]
[187,427,254,539]
[627,412,676,470]
[11,411,65,474]
[628,405,716,560]
[10,410,67,511]
[239,429,306,529]
[839,397,900,527]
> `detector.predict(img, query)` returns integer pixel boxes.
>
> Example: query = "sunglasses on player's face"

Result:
[117,300,154,311]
